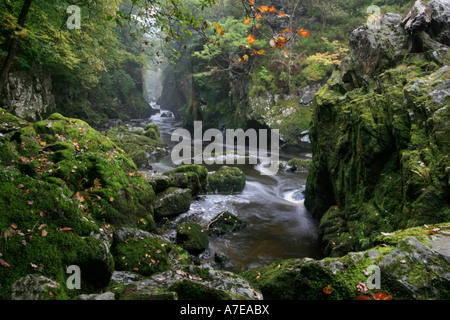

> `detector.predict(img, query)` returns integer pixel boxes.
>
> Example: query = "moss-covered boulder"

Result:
[286,158,311,172]
[104,125,167,169]
[164,164,208,196]
[305,6,450,257]
[114,265,263,300]
[208,211,247,237]
[153,188,192,220]
[111,228,175,277]
[241,223,450,300]
[176,222,209,255]
[206,166,246,194]
[0,112,158,298]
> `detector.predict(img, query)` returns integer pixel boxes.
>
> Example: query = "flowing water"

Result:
[121,106,321,273]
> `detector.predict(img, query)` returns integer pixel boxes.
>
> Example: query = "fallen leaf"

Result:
[41,229,48,237]
[27,200,34,205]
[0,258,10,268]
[30,262,38,269]
[322,285,333,294]
[374,292,392,300]
[357,295,372,300]
[10,223,17,229]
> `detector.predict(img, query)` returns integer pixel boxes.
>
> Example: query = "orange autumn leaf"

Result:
[256,13,262,20]
[257,49,265,55]
[280,28,292,34]
[249,0,254,4]
[298,29,311,37]
[374,292,393,300]
[278,12,286,17]
[268,5,276,12]
[258,5,269,13]
[247,34,256,44]
[322,285,333,294]
[357,295,372,300]
[244,17,251,25]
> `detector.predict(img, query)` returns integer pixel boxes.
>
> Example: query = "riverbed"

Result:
[117,108,322,273]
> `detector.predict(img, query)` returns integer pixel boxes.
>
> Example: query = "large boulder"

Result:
[305,1,450,257]
[164,164,209,196]
[241,223,450,300]
[176,222,209,255]
[206,166,246,194]
[0,111,156,298]
[153,188,193,220]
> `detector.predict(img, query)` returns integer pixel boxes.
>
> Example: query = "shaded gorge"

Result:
[100,106,322,273]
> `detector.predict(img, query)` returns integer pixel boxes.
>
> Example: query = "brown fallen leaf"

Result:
[41,229,48,237]
[11,223,17,229]
[0,258,10,268]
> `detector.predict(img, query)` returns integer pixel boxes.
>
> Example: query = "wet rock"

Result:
[286,158,311,172]
[119,283,178,300]
[77,292,115,300]
[176,222,209,255]
[207,211,247,237]
[120,265,263,300]
[164,164,209,196]
[241,224,450,300]
[11,275,60,300]
[206,166,246,194]
[153,188,193,220]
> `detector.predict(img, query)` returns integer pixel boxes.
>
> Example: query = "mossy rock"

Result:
[0,112,160,298]
[153,188,192,220]
[0,108,30,134]
[112,228,173,277]
[242,223,450,300]
[176,222,209,255]
[208,211,247,236]
[164,164,208,195]
[286,158,311,172]
[241,258,354,300]
[168,279,231,300]
[205,166,246,194]
[103,126,167,169]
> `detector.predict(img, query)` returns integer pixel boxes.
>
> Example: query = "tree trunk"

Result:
[0,0,33,88]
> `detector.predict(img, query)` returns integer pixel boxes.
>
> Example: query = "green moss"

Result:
[208,211,247,236]
[241,258,353,300]
[164,164,208,193]
[205,166,246,194]
[168,279,231,300]
[176,222,209,255]
[153,187,192,220]
[112,235,173,277]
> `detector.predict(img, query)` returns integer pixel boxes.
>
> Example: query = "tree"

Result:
[0,0,32,88]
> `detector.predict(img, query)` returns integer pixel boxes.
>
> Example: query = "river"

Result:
[123,107,321,273]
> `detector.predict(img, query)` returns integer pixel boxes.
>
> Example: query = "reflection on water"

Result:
[126,109,321,273]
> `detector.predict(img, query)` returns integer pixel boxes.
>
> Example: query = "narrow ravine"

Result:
[119,104,322,273]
